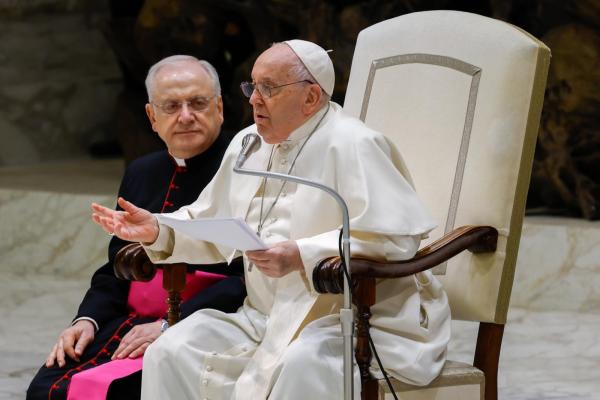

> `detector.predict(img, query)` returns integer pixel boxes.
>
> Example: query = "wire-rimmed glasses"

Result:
[240,80,313,98]
[151,95,217,114]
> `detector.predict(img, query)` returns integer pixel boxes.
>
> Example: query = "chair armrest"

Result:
[114,242,157,282]
[313,225,498,294]
[114,242,187,325]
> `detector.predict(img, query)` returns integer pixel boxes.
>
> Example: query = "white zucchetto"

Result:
[284,39,335,96]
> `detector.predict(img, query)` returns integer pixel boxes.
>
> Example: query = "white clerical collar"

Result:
[170,155,186,167]
[282,102,330,144]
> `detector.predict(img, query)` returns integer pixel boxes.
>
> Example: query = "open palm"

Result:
[91,197,159,243]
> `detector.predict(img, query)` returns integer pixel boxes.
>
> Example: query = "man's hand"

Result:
[91,197,159,243]
[246,240,305,277]
[46,320,95,368]
[111,321,162,360]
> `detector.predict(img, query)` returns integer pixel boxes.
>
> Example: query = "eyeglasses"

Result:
[240,80,313,98]
[151,95,216,114]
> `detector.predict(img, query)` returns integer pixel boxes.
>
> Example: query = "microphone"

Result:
[235,133,261,168]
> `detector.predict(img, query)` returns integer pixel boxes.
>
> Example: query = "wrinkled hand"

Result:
[46,320,95,368]
[111,321,162,360]
[246,240,305,277]
[91,197,159,243]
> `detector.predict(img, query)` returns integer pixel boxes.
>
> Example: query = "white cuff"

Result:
[72,317,99,332]
[144,220,171,252]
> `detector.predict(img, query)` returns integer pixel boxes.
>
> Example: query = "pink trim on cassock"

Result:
[66,269,225,399]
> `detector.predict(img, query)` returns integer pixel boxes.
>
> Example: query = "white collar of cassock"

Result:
[171,156,186,167]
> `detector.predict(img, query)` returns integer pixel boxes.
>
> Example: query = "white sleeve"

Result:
[296,230,421,293]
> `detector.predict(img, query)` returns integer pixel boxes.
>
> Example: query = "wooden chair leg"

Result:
[362,379,379,400]
[355,277,378,400]
[473,322,504,400]
[162,263,187,326]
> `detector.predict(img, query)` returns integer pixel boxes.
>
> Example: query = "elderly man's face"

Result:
[145,62,223,159]
[249,45,313,144]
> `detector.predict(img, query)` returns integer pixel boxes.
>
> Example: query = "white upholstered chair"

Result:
[313,10,550,400]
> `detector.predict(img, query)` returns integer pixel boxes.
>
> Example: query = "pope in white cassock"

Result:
[92,39,451,400]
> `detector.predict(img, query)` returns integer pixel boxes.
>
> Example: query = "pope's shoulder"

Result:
[323,104,390,149]
[223,103,390,154]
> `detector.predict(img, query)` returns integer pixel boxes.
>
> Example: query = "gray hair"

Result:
[288,57,315,83]
[145,55,221,101]
[273,42,331,104]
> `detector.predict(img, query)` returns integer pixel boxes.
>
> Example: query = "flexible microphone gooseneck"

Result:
[233,133,354,400]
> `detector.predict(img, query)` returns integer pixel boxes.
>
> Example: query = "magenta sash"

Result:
[66,358,143,400]
[126,269,226,317]
[66,269,225,400]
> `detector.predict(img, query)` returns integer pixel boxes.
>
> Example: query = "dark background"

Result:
[1,0,598,219]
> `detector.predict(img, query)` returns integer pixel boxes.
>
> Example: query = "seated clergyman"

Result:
[27,56,246,400]
[91,40,451,399]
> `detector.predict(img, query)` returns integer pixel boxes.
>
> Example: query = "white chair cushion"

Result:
[378,360,483,400]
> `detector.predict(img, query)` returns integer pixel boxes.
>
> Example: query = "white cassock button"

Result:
[270,217,277,223]
[206,366,213,372]
[211,351,217,356]
[202,379,208,386]
[265,232,272,238]
[281,192,287,197]
[280,159,287,166]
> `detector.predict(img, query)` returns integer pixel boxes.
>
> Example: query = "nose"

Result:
[249,87,262,106]
[178,102,194,123]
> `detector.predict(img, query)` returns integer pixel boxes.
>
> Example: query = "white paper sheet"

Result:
[157,215,268,251]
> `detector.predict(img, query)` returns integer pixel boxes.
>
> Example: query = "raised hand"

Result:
[246,240,305,277]
[46,320,95,368]
[91,197,159,244]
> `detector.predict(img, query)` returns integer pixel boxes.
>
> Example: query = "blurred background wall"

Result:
[0,0,598,219]
[0,0,121,164]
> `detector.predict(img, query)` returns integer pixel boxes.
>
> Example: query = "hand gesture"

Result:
[246,240,305,277]
[92,197,159,243]
[46,320,95,368]
[111,321,162,360]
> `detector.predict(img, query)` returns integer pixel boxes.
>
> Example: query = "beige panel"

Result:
[344,10,550,323]
[378,360,485,400]
[363,63,472,247]
[381,385,481,400]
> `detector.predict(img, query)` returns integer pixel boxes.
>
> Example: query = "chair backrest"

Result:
[343,11,550,324]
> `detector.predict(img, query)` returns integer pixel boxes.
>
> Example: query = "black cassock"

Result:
[27,133,246,400]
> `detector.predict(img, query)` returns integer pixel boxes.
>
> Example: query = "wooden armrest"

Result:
[114,242,157,282]
[114,242,186,326]
[313,225,498,294]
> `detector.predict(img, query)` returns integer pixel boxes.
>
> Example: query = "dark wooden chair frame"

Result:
[115,224,501,400]
[312,225,501,400]
[114,243,187,327]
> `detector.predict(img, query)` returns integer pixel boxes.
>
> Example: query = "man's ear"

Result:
[145,103,157,131]
[303,84,322,115]
[216,96,224,124]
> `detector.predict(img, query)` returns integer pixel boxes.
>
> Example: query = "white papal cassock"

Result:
[141,102,451,400]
